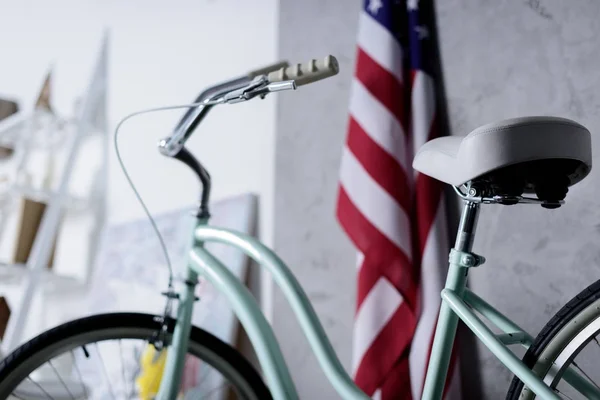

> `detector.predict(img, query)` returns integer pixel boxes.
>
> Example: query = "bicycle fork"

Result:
[155,262,199,400]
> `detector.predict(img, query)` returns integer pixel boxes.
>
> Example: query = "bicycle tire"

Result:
[506,278,600,399]
[0,312,272,400]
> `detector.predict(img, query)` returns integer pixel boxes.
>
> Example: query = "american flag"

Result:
[336,0,461,398]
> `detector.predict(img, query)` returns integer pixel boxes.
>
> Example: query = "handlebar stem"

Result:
[173,147,212,219]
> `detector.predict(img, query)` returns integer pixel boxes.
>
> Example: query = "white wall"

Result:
[0,0,278,242]
[0,0,278,343]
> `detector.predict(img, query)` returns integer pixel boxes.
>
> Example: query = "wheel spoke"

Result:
[128,343,144,399]
[572,361,600,392]
[592,336,600,355]
[555,388,576,400]
[48,360,76,400]
[203,382,228,399]
[81,345,90,358]
[26,376,56,400]
[197,363,213,388]
[0,315,262,399]
[118,339,130,398]
[94,342,117,400]
[9,391,27,400]
[71,350,89,399]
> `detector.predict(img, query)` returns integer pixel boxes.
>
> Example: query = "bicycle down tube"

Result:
[189,221,370,400]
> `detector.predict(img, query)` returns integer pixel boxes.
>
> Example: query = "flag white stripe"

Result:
[350,78,408,170]
[357,11,404,84]
[352,277,403,374]
[411,71,436,160]
[373,389,382,400]
[340,147,412,258]
[343,3,462,398]
[408,198,449,399]
[356,252,365,270]
[408,69,445,398]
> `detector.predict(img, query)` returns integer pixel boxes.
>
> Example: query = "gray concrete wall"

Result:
[273,1,361,399]
[273,0,600,398]
[437,0,600,398]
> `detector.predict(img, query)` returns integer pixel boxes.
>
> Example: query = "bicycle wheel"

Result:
[0,313,272,400]
[507,279,600,399]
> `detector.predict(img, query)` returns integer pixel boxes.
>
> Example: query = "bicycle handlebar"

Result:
[160,55,338,157]
[171,60,290,135]
[267,55,339,87]
[171,75,249,135]
[247,60,290,78]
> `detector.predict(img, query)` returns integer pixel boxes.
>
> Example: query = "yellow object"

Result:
[136,344,168,399]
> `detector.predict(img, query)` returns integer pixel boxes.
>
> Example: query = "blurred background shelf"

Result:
[5,184,92,212]
[0,34,108,354]
[0,262,85,295]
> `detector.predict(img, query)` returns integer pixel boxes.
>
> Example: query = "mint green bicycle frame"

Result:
[155,200,598,399]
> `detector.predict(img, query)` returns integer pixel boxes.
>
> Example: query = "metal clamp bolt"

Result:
[449,248,486,268]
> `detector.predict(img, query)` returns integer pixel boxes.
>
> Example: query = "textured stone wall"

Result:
[273,1,362,398]
[274,0,600,398]
[437,0,600,397]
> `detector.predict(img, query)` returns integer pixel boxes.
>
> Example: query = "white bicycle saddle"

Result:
[413,116,592,198]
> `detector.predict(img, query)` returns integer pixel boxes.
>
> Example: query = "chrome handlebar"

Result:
[158,55,339,157]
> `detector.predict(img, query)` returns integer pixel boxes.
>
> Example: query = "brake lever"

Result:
[221,76,266,104]
[222,76,296,104]
[250,80,296,98]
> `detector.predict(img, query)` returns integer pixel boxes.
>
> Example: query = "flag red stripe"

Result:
[412,117,455,397]
[354,303,416,396]
[381,357,414,400]
[414,119,444,255]
[356,48,407,127]
[347,117,411,212]
[338,2,459,398]
[337,187,418,309]
[359,255,418,317]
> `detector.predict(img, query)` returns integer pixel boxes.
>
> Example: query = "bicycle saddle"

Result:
[413,116,592,204]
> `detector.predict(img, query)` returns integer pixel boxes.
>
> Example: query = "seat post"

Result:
[454,200,481,252]
[422,197,481,400]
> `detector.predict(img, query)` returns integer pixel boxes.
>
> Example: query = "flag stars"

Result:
[408,0,420,10]
[415,25,429,40]
[368,0,383,15]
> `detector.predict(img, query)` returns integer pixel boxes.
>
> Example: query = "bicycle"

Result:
[0,54,596,400]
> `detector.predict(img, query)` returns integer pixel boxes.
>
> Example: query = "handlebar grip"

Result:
[247,61,290,78]
[267,55,339,87]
